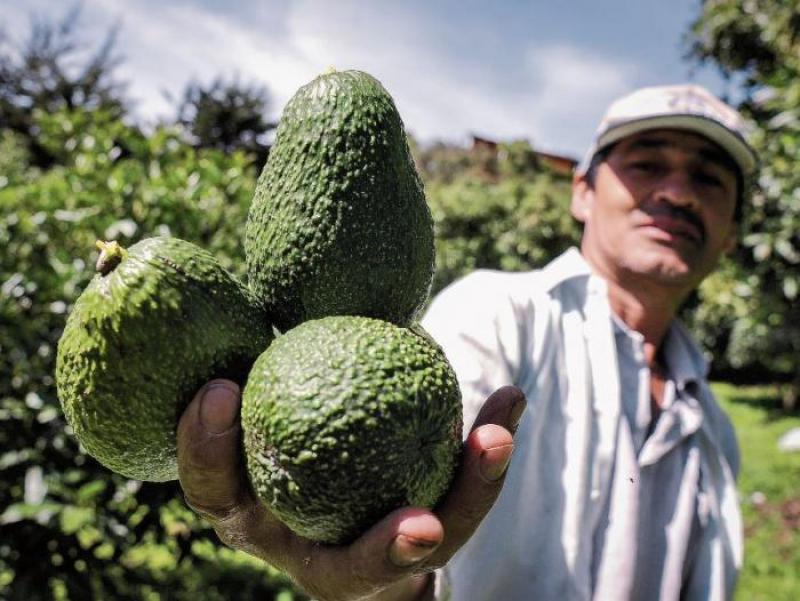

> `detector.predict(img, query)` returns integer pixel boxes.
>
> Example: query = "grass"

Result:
[713,383,800,601]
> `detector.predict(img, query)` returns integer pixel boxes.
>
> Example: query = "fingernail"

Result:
[480,444,514,482]
[509,395,526,433]
[388,534,438,567]
[199,383,240,434]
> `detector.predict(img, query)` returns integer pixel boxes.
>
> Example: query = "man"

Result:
[176,84,757,600]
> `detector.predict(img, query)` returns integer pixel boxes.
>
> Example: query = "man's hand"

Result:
[177,380,525,601]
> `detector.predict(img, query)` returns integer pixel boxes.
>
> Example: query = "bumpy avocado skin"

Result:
[244,70,435,331]
[241,315,462,545]
[56,237,273,482]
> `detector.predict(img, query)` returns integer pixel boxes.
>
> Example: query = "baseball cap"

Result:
[576,84,758,178]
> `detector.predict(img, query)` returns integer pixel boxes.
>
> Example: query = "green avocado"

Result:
[56,237,272,482]
[241,315,462,544]
[244,69,435,331]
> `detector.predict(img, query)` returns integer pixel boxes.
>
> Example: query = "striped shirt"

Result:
[422,248,742,601]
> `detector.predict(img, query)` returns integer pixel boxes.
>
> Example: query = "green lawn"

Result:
[713,383,800,601]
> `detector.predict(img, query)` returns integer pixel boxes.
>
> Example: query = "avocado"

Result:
[56,237,272,482]
[241,315,462,544]
[244,69,435,331]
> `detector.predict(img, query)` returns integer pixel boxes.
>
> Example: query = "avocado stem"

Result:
[95,240,127,275]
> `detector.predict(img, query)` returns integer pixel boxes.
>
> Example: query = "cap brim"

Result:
[592,114,758,177]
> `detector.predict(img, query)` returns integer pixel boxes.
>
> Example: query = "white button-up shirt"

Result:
[422,248,742,601]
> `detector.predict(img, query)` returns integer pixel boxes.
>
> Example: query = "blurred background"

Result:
[0,1,798,599]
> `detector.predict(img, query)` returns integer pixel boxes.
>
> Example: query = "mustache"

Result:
[643,203,706,242]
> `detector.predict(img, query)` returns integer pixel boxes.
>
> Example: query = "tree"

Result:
[174,77,275,168]
[688,0,800,407]
[415,140,580,296]
[0,7,127,168]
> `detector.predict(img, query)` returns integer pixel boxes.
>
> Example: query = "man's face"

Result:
[571,128,740,293]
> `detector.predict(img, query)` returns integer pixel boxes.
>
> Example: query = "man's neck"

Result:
[605,281,677,366]
[577,247,693,363]
[605,280,680,415]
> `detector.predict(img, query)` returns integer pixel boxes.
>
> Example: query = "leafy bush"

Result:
[0,107,304,599]
[418,140,580,295]
[0,112,580,597]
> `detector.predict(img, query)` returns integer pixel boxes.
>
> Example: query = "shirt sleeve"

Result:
[422,270,529,601]
[421,270,526,445]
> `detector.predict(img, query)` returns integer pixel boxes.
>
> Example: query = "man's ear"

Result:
[570,173,593,224]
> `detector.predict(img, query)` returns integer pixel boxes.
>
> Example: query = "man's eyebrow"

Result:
[625,137,737,171]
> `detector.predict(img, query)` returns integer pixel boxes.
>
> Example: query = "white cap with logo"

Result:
[576,84,758,178]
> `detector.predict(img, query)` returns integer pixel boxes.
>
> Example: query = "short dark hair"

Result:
[582,145,612,188]
[582,143,747,223]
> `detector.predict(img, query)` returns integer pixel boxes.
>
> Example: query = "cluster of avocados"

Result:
[56,69,463,544]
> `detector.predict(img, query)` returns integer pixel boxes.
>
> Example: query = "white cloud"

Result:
[84,0,314,121]
[0,2,32,38]
[279,1,535,145]
[276,3,640,155]
[1,0,641,156]
[524,45,639,155]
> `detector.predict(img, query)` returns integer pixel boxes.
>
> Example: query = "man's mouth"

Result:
[640,209,705,245]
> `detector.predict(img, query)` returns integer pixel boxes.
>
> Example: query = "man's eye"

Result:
[629,161,658,173]
[695,171,724,187]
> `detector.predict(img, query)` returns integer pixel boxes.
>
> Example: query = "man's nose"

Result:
[653,170,699,208]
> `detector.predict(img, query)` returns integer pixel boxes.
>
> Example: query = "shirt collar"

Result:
[661,320,711,385]
[611,312,708,388]
[545,247,710,384]
[540,247,594,288]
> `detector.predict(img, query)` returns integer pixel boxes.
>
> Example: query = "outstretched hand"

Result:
[177,380,525,601]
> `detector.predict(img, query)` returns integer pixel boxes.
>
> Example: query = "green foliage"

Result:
[689,0,800,405]
[0,107,305,599]
[0,8,579,599]
[0,35,580,590]
[0,100,578,596]
[0,130,38,186]
[418,140,580,295]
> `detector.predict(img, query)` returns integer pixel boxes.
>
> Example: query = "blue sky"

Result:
[2,0,731,158]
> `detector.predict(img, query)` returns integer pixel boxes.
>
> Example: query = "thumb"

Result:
[425,386,525,565]
[177,379,249,519]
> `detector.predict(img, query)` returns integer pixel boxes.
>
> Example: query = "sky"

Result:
[1,0,732,159]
